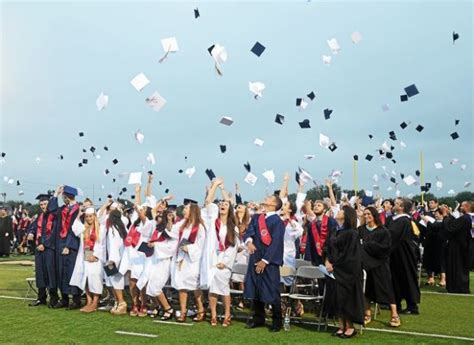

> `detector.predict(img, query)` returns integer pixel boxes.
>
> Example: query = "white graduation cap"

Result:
[434,162,443,169]
[381,104,389,112]
[373,174,379,182]
[436,180,443,190]
[327,38,341,54]
[387,186,393,191]
[322,55,332,65]
[18,191,24,196]
[365,190,373,197]
[185,166,196,178]
[461,164,467,171]
[135,130,145,144]
[130,73,150,91]
[0,158,5,165]
[382,141,391,152]
[249,81,265,99]
[391,170,397,176]
[331,170,342,179]
[128,172,142,185]
[450,158,459,165]
[351,31,363,44]
[262,169,275,184]
[304,154,315,160]
[254,138,264,147]
[161,37,179,53]
[447,189,455,195]
[244,172,258,186]
[2,176,8,182]
[209,44,228,76]
[96,92,109,111]
[403,175,417,186]
[400,141,407,149]
[298,99,309,110]
[147,152,156,165]
[146,91,167,112]
[319,133,330,149]
[7,178,14,184]
[77,188,84,196]
[464,181,471,188]
[219,116,233,126]
[35,156,41,164]
[95,154,101,160]
[395,189,401,197]
[381,166,387,171]
[349,196,357,206]
[299,167,313,183]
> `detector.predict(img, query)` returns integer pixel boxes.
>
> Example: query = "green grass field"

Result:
[0,257,473,344]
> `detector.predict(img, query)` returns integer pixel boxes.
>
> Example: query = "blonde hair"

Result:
[84,213,100,242]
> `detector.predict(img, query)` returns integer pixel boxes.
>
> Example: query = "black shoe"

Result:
[245,321,265,329]
[341,329,358,339]
[67,302,82,310]
[270,323,282,332]
[400,308,419,315]
[29,300,47,307]
[331,329,344,337]
[51,301,68,309]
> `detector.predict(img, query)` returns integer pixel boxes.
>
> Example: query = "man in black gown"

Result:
[0,206,12,257]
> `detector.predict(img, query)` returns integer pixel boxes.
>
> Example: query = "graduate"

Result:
[26,193,59,307]
[104,209,128,315]
[16,209,31,254]
[203,178,240,327]
[171,199,207,323]
[325,205,365,338]
[70,207,106,313]
[244,194,285,332]
[358,206,400,328]
[379,199,394,226]
[388,198,421,314]
[50,185,82,309]
[440,201,472,294]
[0,206,12,257]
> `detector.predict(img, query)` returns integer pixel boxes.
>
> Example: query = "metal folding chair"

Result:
[24,277,37,304]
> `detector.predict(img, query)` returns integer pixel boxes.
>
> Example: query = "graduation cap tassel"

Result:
[215,63,223,77]
[420,151,425,204]
[158,46,171,63]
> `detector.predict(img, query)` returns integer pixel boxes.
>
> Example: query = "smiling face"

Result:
[85,213,95,225]
[393,198,403,214]
[219,201,230,217]
[363,209,374,225]
[39,200,48,213]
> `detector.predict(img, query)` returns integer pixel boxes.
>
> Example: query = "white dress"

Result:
[145,228,179,297]
[136,218,157,290]
[171,220,206,291]
[281,218,304,286]
[104,226,125,290]
[70,219,106,295]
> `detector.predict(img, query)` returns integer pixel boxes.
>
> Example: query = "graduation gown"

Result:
[303,216,337,266]
[51,197,80,295]
[442,213,472,294]
[388,215,421,307]
[358,225,395,304]
[104,226,125,290]
[326,227,365,325]
[282,218,303,286]
[243,213,285,305]
[0,216,12,255]
[422,219,446,275]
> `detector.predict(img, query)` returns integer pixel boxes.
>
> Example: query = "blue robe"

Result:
[243,214,285,304]
[304,216,337,265]
[51,197,80,295]
[27,201,58,289]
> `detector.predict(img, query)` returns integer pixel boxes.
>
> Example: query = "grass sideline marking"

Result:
[421,291,474,297]
[115,331,158,338]
[365,327,474,342]
[0,295,34,301]
[153,320,194,326]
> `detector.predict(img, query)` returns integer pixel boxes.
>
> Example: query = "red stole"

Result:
[283,216,297,227]
[59,204,80,239]
[215,218,230,252]
[178,223,199,244]
[310,215,329,257]
[150,227,168,243]
[258,214,272,246]
[379,211,386,225]
[124,225,141,247]
[84,225,97,250]
[19,218,30,230]
[36,213,54,245]
[300,233,307,254]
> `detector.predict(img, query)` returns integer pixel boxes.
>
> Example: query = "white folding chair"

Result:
[24,277,37,304]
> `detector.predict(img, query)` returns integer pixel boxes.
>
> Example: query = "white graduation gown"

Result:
[135,218,156,289]
[70,219,106,295]
[282,218,303,286]
[171,220,206,291]
[104,226,125,289]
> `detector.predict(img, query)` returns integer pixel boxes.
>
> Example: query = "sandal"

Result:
[389,316,401,328]
[364,314,372,326]
[176,311,187,323]
[161,308,174,321]
[193,310,206,322]
[210,317,218,326]
[222,316,231,327]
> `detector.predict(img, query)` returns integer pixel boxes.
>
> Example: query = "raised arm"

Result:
[279,173,290,200]
[205,177,223,206]
[218,182,232,203]
[145,172,153,197]
[325,179,336,207]
[134,184,142,208]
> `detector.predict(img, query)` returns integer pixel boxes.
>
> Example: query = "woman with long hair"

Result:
[325,205,365,338]
[70,207,106,313]
[171,199,207,322]
[358,206,400,327]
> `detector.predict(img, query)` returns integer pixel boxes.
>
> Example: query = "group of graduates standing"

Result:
[0,172,472,339]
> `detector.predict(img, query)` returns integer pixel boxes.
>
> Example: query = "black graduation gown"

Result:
[442,214,471,294]
[326,228,365,325]
[422,220,446,275]
[0,216,13,255]
[358,225,395,304]
[388,215,421,307]
[303,216,337,266]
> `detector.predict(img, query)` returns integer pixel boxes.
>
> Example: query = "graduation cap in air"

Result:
[389,131,397,141]
[453,31,459,44]
[415,125,424,132]
[353,155,359,161]
[112,158,118,165]
[82,149,87,153]
[400,122,408,129]
[104,146,109,151]
[205,169,216,181]
[390,177,396,184]
[295,171,301,184]
[90,146,96,153]
[183,198,198,205]
[455,119,460,126]
[250,41,266,57]
[421,183,432,192]
[59,155,64,160]
[15,180,20,186]
[78,163,83,167]
[121,187,127,193]
[35,194,51,201]
[323,108,333,120]
[386,152,393,159]
[112,178,116,183]
[400,95,408,102]
[165,188,170,194]
[404,84,419,97]
[275,114,285,125]
[104,169,110,175]
[365,154,373,161]
[296,98,303,106]
[368,134,373,139]
[194,7,200,18]
[244,161,251,172]
[1,152,5,158]
[82,159,88,164]
[307,91,315,101]
[450,132,459,140]
[79,132,84,137]
[299,119,311,129]
[328,143,337,152]
[178,169,183,173]
[220,145,226,153]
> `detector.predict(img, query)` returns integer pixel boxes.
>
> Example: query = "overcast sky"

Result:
[1,0,472,204]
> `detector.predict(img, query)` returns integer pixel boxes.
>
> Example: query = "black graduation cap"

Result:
[78,163,83,167]
[178,169,183,173]
[59,155,64,160]
[1,152,5,158]
[296,98,302,106]
[104,262,119,277]
[121,187,127,193]
[400,173,405,179]
[386,152,393,159]
[82,159,88,164]
[165,188,169,194]
[415,125,424,132]
[219,145,226,153]
[112,158,118,165]
[390,177,396,183]
[368,134,373,139]
[295,171,300,184]
[130,195,135,200]
[391,159,397,164]
[323,108,333,120]
[16,180,20,186]
[250,41,266,57]
[244,161,251,172]
[235,193,243,205]
[353,155,359,161]
[453,31,459,44]
[104,169,110,175]
[365,154,373,161]
[404,84,419,97]
[112,178,116,183]
[307,91,315,101]
[148,170,153,175]
[400,94,408,102]
[328,143,337,152]
[119,191,123,196]
[158,181,162,185]
[390,145,395,151]
[82,149,87,153]
[35,194,50,201]
[207,44,215,55]
[104,146,109,151]
[415,170,420,177]
[455,119,460,126]
[400,122,408,129]
[378,149,384,155]
[275,114,285,125]
[90,146,96,153]
[79,132,84,137]
[183,198,198,205]
[205,169,216,181]
[299,119,311,129]
[450,132,459,140]
[98,198,102,202]
[389,131,397,141]
[194,7,200,18]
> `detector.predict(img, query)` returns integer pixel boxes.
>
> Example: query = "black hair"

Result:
[107,210,127,239]
[273,195,283,212]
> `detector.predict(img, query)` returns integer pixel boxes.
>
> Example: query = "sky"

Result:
[0,0,473,205]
